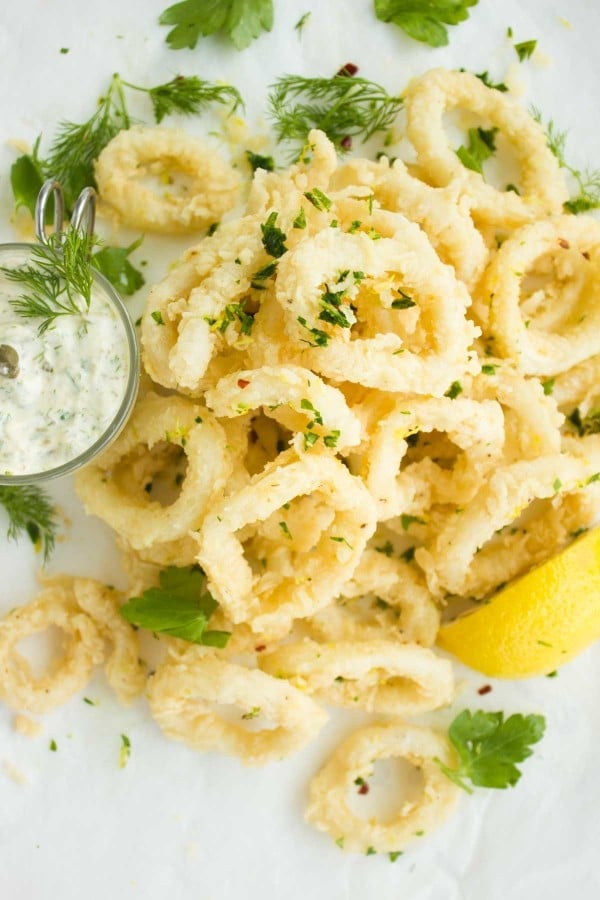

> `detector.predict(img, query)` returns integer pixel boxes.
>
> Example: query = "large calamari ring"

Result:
[148,648,327,765]
[259,638,453,715]
[95,125,241,233]
[306,723,461,853]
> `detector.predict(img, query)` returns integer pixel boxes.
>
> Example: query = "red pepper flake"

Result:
[336,62,359,77]
[477,684,492,695]
[237,378,250,389]
[582,251,591,260]
[358,782,369,795]
[340,136,353,151]
[255,644,266,652]
[558,238,570,249]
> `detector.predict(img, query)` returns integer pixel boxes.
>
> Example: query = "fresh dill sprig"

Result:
[121,74,243,124]
[0,485,58,562]
[267,74,403,158]
[11,73,243,213]
[531,106,600,214]
[1,228,97,334]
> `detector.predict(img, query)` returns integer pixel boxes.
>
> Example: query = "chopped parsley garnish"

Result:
[566,407,600,437]
[151,311,165,326]
[260,211,288,258]
[119,734,131,768]
[541,378,555,396]
[323,430,341,448]
[471,70,508,92]
[400,514,425,531]
[514,39,537,62]
[374,0,479,48]
[250,260,278,290]
[241,706,261,719]
[279,520,292,538]
[375,540,394,556]
[303,431,319,449]
[456,127,498,175]
[120,565,231,647]
[246,150,275,172]
[294,12,311,35]
[330,536,353,549]
[159,0,273,51]
[268,74,403,157]
[293,208,307,229]
[389,851,403,862]
[434,709,546,793]
[0,484,57,562]
[391,290,416,309]
[319,289,352,328]
[445,380,463,399]
[401,545,415,562]
[212,300,254,336]
[481,364,497,375]
[49,739,57,752]
[300,398,324,425]
[297,316,330,347]
[304,188,332,212]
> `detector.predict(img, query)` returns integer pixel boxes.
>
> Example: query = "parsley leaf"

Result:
[120,565,230,647]
[471,70,508,92]
[10,147,45,217]
[0,485,57,562]
[92,238,145,296]
[260,211,288,258]
[435,709,546,793]
[456,127,498,174]
[246,150,275,172]
[374,0,479,48]
[159,0,274,51]
[514,39,537,62]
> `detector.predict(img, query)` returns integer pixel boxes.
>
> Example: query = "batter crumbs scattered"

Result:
[13,714,42,738]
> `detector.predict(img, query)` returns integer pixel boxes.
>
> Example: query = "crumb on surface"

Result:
[13,714,42,739]
[3,760,29,785]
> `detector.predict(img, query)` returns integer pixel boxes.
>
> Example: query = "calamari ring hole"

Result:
[444,109,522,192]
[245,414,292,476]
[346,756,425,825]
[404,431,463,469]
[338,592,403,626]
[13,625,70,679]
[517,246,596,331]
[136,157,197,199]
[110,441,188,506]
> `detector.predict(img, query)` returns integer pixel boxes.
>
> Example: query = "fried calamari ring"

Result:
[482,217,600,376]
[95,125,241,233]
[404,69,567,226]
[306,723,461,853]
[196,451,377,634]
[360,397,504,519]
[276,225,478,395]
[259,638,453,715]
[331,155,489,288]
[148,648,327,765]
[76,392,231,556]
[416,447,600,597]
[0,582,104,713]
[205,365,362,453]
[73,579,145,704]
[307,548,439,646]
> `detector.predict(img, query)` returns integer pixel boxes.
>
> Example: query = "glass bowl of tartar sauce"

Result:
[0,242,139,484]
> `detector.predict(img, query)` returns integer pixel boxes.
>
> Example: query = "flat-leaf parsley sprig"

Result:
[120,565,231,647]
[159,0,274,51]
[267,73,403,158]
[1,228,97,335]
[10,72,243,214]
[531,106,600,214]
[374,0,479,48]
[435,709,546,794]
[0,484,58,562]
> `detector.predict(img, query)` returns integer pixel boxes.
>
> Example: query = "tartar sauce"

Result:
[0,248,133,477]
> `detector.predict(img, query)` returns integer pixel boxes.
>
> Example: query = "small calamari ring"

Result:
[416,447,600,597]
[95,125,241,233]
[205,365,362,453]
[276,224,478,395]
[0,582,104,713]
[483,216,600,376]
[196,450,377,634]
[148,647,327,765]
[360,397,504,519]
[72,579,145,705]
[76,392,231,554]
[307,548,440,647]
[259,638,453,715]
[331,156,489,288]
[306,723,461,854]
[404,68,567,226]
[142,216,265,394]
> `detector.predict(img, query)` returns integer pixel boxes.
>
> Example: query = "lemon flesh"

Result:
[437,528,600,678]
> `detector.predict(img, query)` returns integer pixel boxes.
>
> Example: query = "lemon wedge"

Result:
[437,528,600,678]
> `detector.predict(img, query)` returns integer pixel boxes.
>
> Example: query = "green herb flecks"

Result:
[246,150,275,172]
[456,127,498,175]
[260,211,288,258]
[120,565,231,647]
[532,107,600,214]
[514,39,537,62]
[159,0,274,51]
[374,0,479,48]
[434,709,546,793]
[268,74,403,158]
[119,734,131,768]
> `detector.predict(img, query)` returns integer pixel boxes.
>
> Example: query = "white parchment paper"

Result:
[0,1,599,898]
